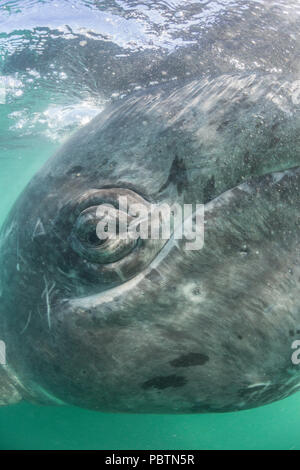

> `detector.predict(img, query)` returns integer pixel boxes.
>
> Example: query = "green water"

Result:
[1,397,300,450]
[1,0,300,450]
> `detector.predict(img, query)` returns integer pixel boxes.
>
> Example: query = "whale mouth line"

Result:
[67,164,300,311]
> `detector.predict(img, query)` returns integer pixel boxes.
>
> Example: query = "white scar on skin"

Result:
[247,382,271,389]
[43,275,54,330]
[32,218,46,239]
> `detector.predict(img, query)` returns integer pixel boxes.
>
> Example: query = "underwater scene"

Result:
[1,0,300,450]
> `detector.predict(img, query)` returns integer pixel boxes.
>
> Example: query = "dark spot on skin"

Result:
[67,165,83,175]
[237,335,243,340]
[158,155,188,195]
[142,375,187,390]
[170,352,209,368]
[203,175,215,202]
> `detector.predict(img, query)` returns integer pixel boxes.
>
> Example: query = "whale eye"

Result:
[71,204,139,264]
[64,188,166,284]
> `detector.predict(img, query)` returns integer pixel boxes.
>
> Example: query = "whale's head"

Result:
[1,75,300,412]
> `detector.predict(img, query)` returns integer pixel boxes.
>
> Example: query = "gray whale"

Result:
[1,71,300,412]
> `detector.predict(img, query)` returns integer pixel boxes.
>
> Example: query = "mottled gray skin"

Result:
[1,72,300,412]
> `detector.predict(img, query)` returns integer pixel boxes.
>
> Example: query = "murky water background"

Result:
[1,0,300,449]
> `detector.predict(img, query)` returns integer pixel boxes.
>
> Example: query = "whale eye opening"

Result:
[64,188,166,285]
[71,204,139,264]
[74,208,104,247]
[87,229,104,247]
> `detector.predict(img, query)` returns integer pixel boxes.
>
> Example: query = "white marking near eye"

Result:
[32,218,46,239]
